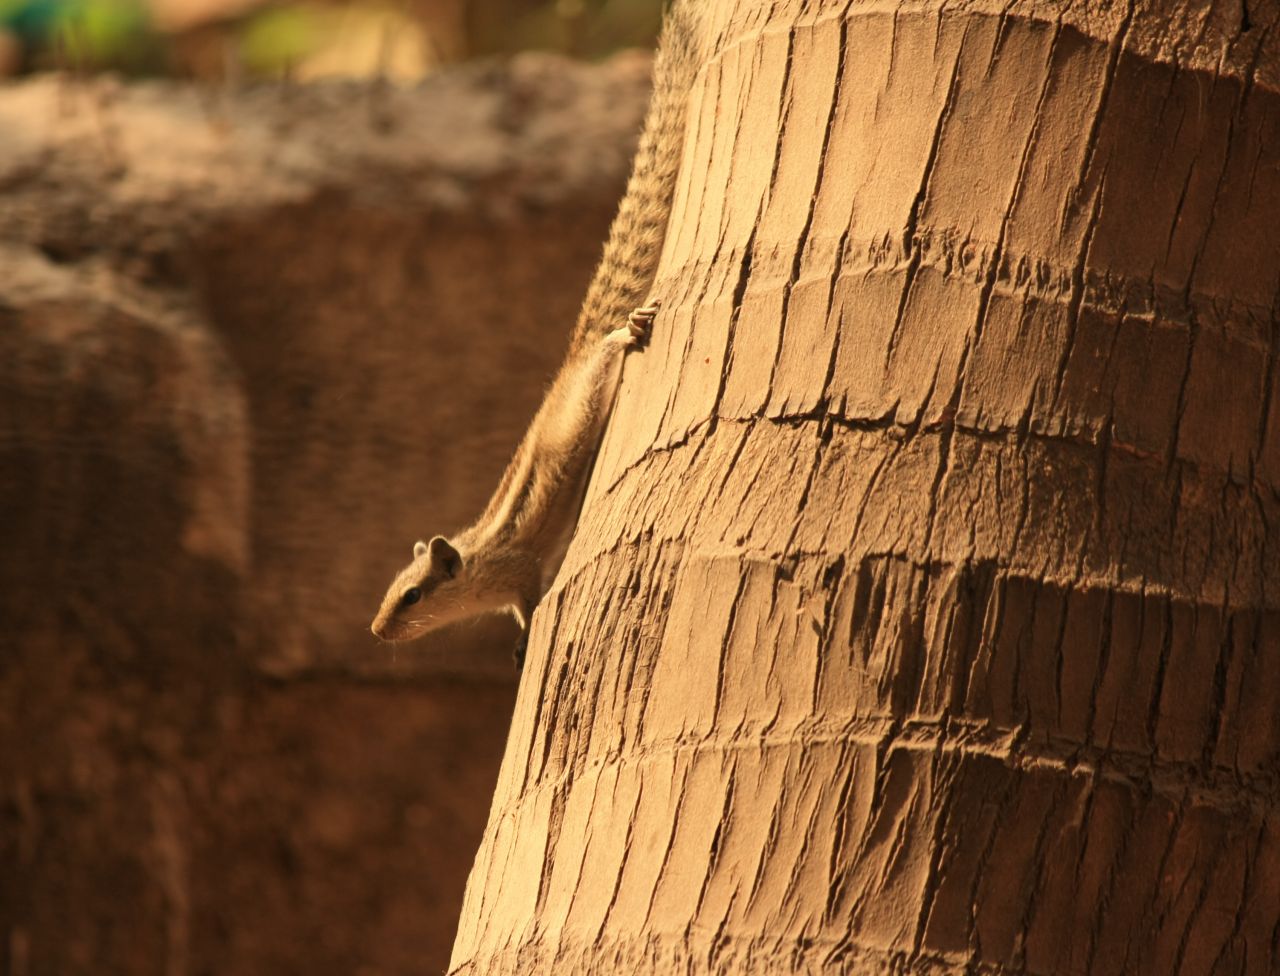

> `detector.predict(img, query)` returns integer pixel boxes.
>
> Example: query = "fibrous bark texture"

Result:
[450,2,1280,973]
[0,58,648,976]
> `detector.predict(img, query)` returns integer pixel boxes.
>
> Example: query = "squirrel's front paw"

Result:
[627,301,659,344]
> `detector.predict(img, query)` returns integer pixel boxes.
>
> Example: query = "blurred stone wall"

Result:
[0,54,649,976]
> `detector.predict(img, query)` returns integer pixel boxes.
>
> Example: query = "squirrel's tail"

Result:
[569,0,703,356]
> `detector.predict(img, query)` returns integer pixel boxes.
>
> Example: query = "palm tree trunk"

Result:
[450,1,1280,972]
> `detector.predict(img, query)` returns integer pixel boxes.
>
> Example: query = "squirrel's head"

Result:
[370,535,465,642]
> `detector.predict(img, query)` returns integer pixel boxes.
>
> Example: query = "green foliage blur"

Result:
[0,0,663,78]
[0,0,159,72]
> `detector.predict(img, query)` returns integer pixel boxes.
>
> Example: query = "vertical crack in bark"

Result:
[1165,37,1266,485]
[970,12,1062,355]
[766,5,854,411]
[742,782,785,913]
[1240,4,1278,210]
[766,23,796,202]
[1063,772,1102,962]
[1062,0,1134,234]
[1046,583,1071,745]
[820,737,867,929]
[791,742,851,936]
[1147,62,1185,215]
[709,421,753,504]
[921,413,957,561]
[1167,806,1231,976]
[710,227,759,433]
[1049,172,1106,414]
[1006,581,1032,740]
[521,593,570,796]
[690,761,739,928]
[1251,478,1273,620]
[783,426,830,557]
[1006,772,1073,970]
[1146,595,1175,758]
[817,228,852,413]
[566,600,624,782]
[886,6,900,83]
[1179,65,1231,308]
[657,53,729,442]
[1161,117,1200,271]
[1009,437,1033,556]
[705,888,741,970]
[1202,600,1237,771]
[1089,410,1114,583]
[638,759,693,931]
[1168,311,1198,473]
[712,567,751,728]
[538,648,578,789]
[597,765,652,939]
[1079,773,1140,975]
[536,782,571,921]
[602,553,649,761]
[552,771,606,938]
[813,553,847,716]
[986,0,1018,76]
[931,2,947,62]
[626,543,664,750]
[1209,814,1267,972]
[909,737,962,963]
[754,22,801,410]
[887,28,967,364]
[960,760,1020,961]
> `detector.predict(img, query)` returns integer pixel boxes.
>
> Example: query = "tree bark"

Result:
[450,1,1280,972]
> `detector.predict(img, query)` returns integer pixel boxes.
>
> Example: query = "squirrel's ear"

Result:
[413,540,429,560]
[429,535,461,578]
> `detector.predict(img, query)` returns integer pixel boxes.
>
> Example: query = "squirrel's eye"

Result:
[401,587,422,607]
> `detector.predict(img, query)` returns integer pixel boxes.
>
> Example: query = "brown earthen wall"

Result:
[0,56,650,976]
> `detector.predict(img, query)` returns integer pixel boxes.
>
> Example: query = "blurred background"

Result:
[0,2,659,973]
[0,0,664,78]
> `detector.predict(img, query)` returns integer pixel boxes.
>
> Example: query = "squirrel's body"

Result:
[370,3,701,661]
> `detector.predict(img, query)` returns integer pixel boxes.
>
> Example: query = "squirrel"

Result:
[370,1,701,668]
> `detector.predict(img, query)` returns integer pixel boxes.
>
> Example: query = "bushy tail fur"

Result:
[569,0,703,357]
